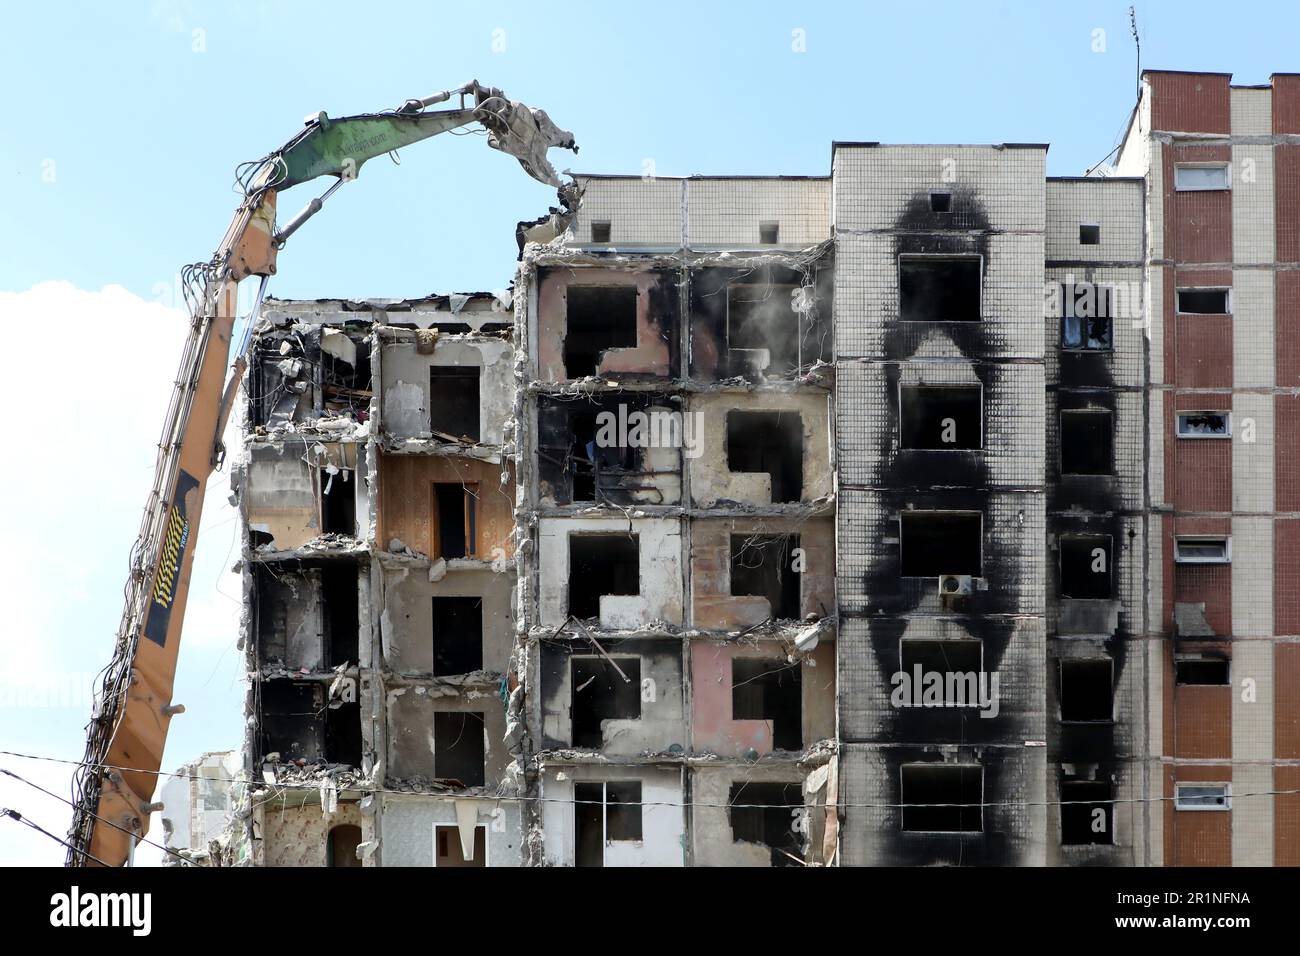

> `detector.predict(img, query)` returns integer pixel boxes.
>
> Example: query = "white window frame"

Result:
[1176,410,1231,439]
[1175,286,1232,315]
[1174,536,1232,564]
[1174,783,1231,812]
[1174,163,1231,192]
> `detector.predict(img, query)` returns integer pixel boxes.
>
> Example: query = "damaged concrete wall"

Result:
[378,561,513,676]
[244,442,364,550]
[385,686,509,787]
[379,454,515,560]
[690,763,832,866]
[379,795,522,866]
[259,799,368,867]
[539,765,685,866]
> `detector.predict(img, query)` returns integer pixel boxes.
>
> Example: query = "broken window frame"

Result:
[1058,657,1115,724]
[1174,536,1231,564]
[1059,408,1114,476]
[1176,287,1232,315]
[1060,282,1114,351]
[1173,163,1231,192]
[898,383,983,451]
[897,254,983,323]
[899,763,984,833]
[1174,782,1231,811]
[1175,411,1231,439]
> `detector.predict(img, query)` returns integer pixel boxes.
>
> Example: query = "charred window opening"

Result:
[433,711,486,787]
[1061,780,1113,845]
[900,640,982,694]
[320,468,355,535]
[567,408,637,503]
[564,286,637,378]
[1079,224,1101,245]
[726,411,803,503]
[729,781,803,866]
[1175,658,1230,686]
[427,322,473,334]
[571,657,641,748]
[431,596,483,676]
[899,256,981,322]
[1176,411,1230,438]
[575,781,643,867]
[732,659,803,750]
[260,681,324,763]
[930,192,952,213]
[901,764,982,832]
[1060,409,1113,475]
[1060,535,1113,599]
[1177,288,1230,314]
[432,483,476,559]
[590,221,611,243]
[435,825,486,867]
[321,332,372,417]
[327,824,363,867]
[478,322,513,336]
[326,700,361,766]
[1062,283,1113,350]
[429,367,480,441]
[730,534,801,620]
[899,512,981,577]
[759,221,780,244]
[901,386,981,450]
[322,565,358,667]
[1059,658,1113,722]
[728,283,801,376]
[568,534,639,620]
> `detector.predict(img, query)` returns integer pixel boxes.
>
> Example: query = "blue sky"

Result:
[0,0,1295,865]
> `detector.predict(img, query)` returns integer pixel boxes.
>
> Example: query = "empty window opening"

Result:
[325,700,361,766]
[429,367,481,441]
[320,333,372,417]
[564,285,637,378]
[1079,224,1101,245]
[571,656,641,748]
[1175,536,1231,564]
[432,482,476,559]
[1177,288,1230,314]
[1060,409,1113,475]
[899,256,981,322]
[326,824,363,867]
[899,511,981,578]
[1175,658,1230,686]
[1059,658,1113,722]
[435,825,486,867]
[575,781,643,867]
[732,658,803,750]
[433,711,486,787]
[1061,283,1113,350]
[1174,164,1230,192]
[431,596,483,676]
[1060,781,1113,845]
[727,284,799,375]
[930,192,952,213]
[1175,783,1231,811]
[901,764,982,832]
[729,781,803,866]
[260,681,324,763]
[590,221,612,243]
[900,640,983,703]
[901,385,982,450]
[568,534,639,620]
[320,468,355,535]
[730,534,801,620]
[1059,535,1112,600]
[726,411,803,503]
[759,221,780,244]
[322,565,359,667]
[1176,411,1230,438]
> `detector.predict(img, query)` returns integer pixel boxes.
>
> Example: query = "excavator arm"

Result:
[67,82,577,866]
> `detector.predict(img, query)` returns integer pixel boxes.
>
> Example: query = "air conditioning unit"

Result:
[938,574,973,596]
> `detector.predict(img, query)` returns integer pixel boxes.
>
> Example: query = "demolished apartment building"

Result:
[226,69,1298,866]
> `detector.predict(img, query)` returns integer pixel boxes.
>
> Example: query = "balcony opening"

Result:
[571,657,641,748]
[1060,535,1113,599]
[728,283,799,376]
[730,534,801,620]
[435,825,486,867]
[326,824,363,867]
[901,385,981,449]
[433,711,486,787]
[901,764,982,832]
[320,468,355,535]
[568,533,639,620]
[899,256,981,321]
[429,367,481,441]
[322,565,359,667]
[726,410,803,503]
[564,285,637,378]
[732,658,802,750]
[1061,409,1113,475]
[260,681,324,763]
[325,700,361,766]
[575,781,643,867]
[431,596,483,676]
[1059,658,1113,722]
[899,511,981,577]
[432,482,476,559]
[1176,288,1230,314]
[729,781,803,866]
[1175,658,1230,686]
[1060,780,1113,845]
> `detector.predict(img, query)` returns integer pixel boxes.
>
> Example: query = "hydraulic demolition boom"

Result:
[66,81,576,866]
